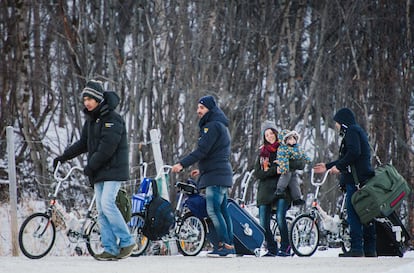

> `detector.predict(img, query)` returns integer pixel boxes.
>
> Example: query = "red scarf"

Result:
[259,141,279,158]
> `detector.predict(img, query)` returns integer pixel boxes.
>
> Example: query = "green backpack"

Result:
[116,188,132,223]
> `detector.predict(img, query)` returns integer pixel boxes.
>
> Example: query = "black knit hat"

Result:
[198,95,216,110]
[82,80,104,102]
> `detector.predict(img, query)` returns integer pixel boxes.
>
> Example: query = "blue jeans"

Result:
[275,198,290,252]
[206,185,233,245]
[94,181,134,255]
[346,183,376,254]
[259,205,278,254]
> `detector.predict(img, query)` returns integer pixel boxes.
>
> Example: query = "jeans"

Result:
[346,183,376,254]
[259,205,278,254]
[275,198,290,252]
[94,181,134,255]
[206,185,233,245]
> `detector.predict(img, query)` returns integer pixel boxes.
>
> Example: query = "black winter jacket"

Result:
[60,91,129,185]
[326,108,375,186]
[180,106,233,189]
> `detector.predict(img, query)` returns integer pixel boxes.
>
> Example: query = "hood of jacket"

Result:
[333,108,356,127]
[278,129,299,145]
[83,91,120,119]
[199,105,229,128]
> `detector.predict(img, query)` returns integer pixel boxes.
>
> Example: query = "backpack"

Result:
[142,180,175,240]
[116,188,132,223]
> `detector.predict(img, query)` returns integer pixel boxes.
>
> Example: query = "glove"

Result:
[53,156,66,170]
[84,166,93,177]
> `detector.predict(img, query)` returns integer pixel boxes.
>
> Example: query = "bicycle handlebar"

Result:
[53,161,83,182]
[310,168,331,187]
[154,165,172,179]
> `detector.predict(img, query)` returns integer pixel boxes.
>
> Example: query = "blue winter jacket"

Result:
[179,106,233,189]
[326,108,375,186]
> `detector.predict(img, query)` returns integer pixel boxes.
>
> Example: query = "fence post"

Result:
[6,126,19,256]
[150,129,169,201]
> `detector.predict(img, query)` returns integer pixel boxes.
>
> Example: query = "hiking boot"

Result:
[364,251,378,257]
[117,243,137,259]
[292,199,306,206]
[338,251,364,257]
[94,251,118,261]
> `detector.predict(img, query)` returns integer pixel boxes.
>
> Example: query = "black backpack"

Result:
[142,180,175,240]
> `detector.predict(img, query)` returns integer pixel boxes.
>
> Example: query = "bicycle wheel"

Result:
[129,213,149,256]
[18,213,56,259]
[176,213,206,256]
[85,219,104,257]
[340,219,351,253]
[290,214,319,256]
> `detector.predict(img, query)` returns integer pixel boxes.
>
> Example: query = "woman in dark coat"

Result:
[254,120,291,257]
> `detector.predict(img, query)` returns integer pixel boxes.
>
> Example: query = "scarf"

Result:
[259,141,279,158]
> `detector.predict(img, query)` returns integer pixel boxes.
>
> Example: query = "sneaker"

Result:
[292,199,306,206]
[94,251,118,261]
[207,243,235,258]
[276,250,291,257]
[117,243,137,259]
[338,251,364,257]
[254,247,269,257]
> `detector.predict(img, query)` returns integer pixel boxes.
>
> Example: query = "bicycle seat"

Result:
[175,181,198,194]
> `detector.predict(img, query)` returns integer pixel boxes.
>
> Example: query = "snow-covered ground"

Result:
[2,202,414,273]
[1,249,414,273]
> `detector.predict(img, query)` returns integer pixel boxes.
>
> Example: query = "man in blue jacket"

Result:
[172,95,235,257]
[314,107,376,257]
[53,80,136,261]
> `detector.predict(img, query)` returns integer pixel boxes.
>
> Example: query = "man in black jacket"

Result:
[314,107,376,257]
[54,80,135,261]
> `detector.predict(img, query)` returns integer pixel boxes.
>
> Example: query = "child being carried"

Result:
[274,129,311,206]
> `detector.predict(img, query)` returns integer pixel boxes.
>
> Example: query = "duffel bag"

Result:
[351,164,411,224]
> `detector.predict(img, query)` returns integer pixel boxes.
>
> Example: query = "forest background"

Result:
[1,1,414,241]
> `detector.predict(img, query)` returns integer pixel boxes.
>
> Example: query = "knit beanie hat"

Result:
[198,95,216,110]
[82,80,104,102]
[261,120,278,136]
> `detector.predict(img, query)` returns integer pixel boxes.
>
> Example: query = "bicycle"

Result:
[129,165,207,256]
[289,169,351,256]
[18,162,103,259]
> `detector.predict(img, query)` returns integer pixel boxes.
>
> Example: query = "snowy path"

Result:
[1,249,414,273]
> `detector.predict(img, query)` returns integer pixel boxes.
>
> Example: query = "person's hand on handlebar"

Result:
[313,163,340,174]
[171,163,183,173]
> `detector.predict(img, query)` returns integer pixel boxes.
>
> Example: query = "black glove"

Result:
[84,166,93,177]
[53,156,66,170]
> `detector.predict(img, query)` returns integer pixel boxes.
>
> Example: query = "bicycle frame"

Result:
[18,162,102,258]
[289,169,351,256]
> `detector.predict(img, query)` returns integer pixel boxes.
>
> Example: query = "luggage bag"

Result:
[375,212,410,257]
[226,199,265,255]
[351,164,411,224]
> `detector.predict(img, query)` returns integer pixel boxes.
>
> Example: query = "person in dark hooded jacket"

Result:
[314,107,376,257]
[53,80,135,261]
[172,95,234,257]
